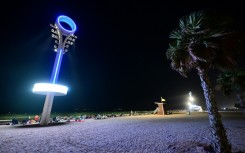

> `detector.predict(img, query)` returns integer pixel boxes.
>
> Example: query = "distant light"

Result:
[32,83,68,96]
[189,97,194,102]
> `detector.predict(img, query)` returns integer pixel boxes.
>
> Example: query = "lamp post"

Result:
[32,15,77,125]
[189,91,194,103]
[187,91,194,115]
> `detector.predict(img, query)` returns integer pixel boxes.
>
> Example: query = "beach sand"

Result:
[0,112,244,153]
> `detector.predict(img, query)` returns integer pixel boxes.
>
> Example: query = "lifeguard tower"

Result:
[154,97,166,115]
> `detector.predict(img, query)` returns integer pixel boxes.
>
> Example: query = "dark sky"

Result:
[0,0,244,114]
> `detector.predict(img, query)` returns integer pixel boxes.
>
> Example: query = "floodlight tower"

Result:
[32,15,77,125]
[187,91,194,115]
[189,91,194,104]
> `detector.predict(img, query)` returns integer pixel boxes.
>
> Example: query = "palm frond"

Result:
[166,9,239,77]
[179,19,186,30]
[216,69,245,95]
[185,11,205,30]
[169,30,182,40]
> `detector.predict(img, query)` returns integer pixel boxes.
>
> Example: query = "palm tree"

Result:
[216,69,245,115]
[166,10,239,153]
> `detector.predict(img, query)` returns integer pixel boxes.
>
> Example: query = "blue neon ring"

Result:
[56,15,76,35]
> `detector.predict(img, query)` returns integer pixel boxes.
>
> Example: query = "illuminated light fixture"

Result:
[52,34,58,39]
[50,24,57,29]
[51,29,55,33]
[56,15,76,36]
[161,97,165,102]
[33,83,68,96]
[33,15,77,126]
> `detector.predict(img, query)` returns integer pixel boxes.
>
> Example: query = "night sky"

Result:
[0,1,244,114]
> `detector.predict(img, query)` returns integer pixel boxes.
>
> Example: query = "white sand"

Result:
[0,112,244,153]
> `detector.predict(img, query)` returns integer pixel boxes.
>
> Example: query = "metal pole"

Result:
[40,49,64,125]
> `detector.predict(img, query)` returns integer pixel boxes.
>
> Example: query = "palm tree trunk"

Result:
[236,93,245,116]
[197,68,231,153]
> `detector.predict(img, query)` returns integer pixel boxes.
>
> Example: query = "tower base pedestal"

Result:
[40,93,54,126]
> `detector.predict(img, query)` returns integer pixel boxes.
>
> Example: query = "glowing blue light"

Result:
[56,15,76,35]
[52,49,63,83]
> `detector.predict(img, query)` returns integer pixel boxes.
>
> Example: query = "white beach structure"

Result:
[189,104,203,112]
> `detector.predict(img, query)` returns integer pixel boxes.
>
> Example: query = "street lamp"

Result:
[33,15,77,125]
[189,96,194,102]
[187,91,194,115]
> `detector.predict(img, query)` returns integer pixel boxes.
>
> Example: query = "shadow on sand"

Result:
[13,122,70,128]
